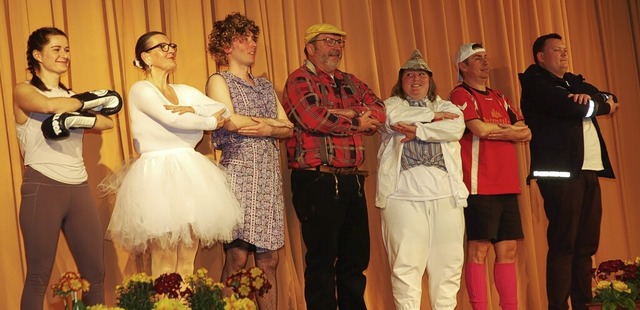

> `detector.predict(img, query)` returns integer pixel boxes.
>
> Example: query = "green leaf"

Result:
[618,299,636,310]
[72,300,87,310]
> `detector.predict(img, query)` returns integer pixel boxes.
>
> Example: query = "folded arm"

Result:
[205,74,292,138]
[469,120,531,142]
[13,82,83,124]
[284,73,384,136]
[130,82,223,131]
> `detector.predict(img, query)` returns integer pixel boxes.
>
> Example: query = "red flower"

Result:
[154,273,183,299]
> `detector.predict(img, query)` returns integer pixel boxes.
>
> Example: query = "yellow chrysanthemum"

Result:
[196,268,208,278]
[238,284,251,297]
[249,267,263,278]
[596,280,612,290]
[81,279,91,292]
[213,282,225,289]
[153,296,188,310]
[123,272,153,288]
[223,295,239,310]
[235,297,257,310]
[223,295,256,310]
[252,277,264,289]
[204,278,215,287]
[611,280,631,293]
[240,276,251,285]
[184,274,195,283]
[70,279,82,291]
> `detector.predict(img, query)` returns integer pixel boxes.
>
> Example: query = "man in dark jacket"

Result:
[519,33,620,310]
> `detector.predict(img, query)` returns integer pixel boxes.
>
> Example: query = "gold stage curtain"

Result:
[1,0,639,309]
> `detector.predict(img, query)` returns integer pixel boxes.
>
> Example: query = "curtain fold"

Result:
[1,0,639,309]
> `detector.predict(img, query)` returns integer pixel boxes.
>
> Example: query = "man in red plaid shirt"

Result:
[283,23,385,310]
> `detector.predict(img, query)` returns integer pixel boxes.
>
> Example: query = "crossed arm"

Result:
[466,119,531,142]
[204,74,293,138]
[13,82,113,130]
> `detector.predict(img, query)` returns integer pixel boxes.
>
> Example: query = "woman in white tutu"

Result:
[105,31,242,277]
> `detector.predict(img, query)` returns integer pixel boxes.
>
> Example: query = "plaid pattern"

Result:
[283,61,385,168]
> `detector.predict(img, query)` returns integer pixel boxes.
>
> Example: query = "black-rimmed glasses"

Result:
[310,38,346,47]
[144,42,178,53]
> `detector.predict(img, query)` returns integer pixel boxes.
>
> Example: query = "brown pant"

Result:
[19,167,105,309]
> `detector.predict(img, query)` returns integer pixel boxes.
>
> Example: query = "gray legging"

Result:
[19,167,105,309]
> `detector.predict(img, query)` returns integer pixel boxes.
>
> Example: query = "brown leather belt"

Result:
[300,165,369,176]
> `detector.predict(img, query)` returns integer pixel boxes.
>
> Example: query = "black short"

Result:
[464,194,524,242]
[223,239,270,254]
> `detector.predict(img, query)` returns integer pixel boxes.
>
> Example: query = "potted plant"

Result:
[589,257,640,310]
[51,271,90,310]
[62,267,270,309]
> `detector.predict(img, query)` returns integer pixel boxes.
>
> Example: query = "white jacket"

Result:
[375,95,469,208]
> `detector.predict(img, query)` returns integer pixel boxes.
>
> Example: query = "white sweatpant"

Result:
[381,196,465,310]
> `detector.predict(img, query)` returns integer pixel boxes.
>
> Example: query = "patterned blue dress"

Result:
[210,72,285,251]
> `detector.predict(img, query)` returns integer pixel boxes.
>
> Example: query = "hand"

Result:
[357,111,382,132]
[213,109,226,130]
[606,96,620,115]
[433,112,460,121]
[238,118,273,136]
[390,122,417,142]
[164,105,195,115]
[487,123,529,140]
[567,93,591,105]
[257,117,294,129]
[41,112,97,140]
[73,89,123,115]
[328,108,358,119]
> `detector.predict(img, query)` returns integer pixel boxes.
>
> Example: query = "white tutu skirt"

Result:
[103,147,243,253]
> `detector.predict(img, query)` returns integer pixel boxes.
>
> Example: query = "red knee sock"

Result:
[494,262,518,310]
[465,262,488,310]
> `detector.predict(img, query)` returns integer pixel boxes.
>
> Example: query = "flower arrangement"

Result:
[75,267,269,310]
[592,257,640,310]
[86,305,124,310]
[154,273,184,299]
[153,296,189,310]
[114,272,156,309]
[183,268,225,310]
[225,266,272,299]
[51,271,90,310]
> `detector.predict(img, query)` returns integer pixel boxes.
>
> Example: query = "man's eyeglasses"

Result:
[145,42,178,53]
[310,38,346,47]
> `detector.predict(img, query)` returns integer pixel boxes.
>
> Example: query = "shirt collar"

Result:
[304,59,344,80]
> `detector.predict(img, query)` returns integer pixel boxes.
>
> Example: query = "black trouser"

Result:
[537,171,602,310]
[291,169,370,310]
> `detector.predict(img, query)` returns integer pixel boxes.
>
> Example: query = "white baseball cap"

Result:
[454,43,486,81]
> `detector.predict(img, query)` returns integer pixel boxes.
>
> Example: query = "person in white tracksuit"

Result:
[376,49,469,310]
